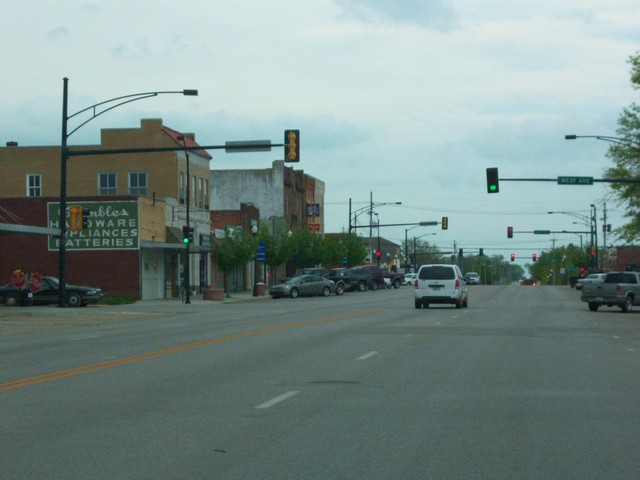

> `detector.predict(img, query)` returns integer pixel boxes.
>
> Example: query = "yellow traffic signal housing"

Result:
[69,206,82,231]
[284,129,300,162]
[441,216,448,230]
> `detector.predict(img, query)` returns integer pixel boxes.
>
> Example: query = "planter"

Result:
[203,288,225,301]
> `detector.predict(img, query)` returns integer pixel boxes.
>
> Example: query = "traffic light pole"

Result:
[178,135,191,304]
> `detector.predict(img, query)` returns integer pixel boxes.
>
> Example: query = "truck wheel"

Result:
[622,295,633,313]
[357,280,367,292]
[393,278,401,289]
[335,283,345,296]
[414,299,422,309]
[588,302,599,311]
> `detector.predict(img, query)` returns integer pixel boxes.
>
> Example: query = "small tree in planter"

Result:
[212,226,256,297]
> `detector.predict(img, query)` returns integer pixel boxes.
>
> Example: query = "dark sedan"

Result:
[269,274,340,299]
[0,276,104,307]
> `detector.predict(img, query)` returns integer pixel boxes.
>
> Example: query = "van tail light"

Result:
[616,284,622,293]
[414,279,418,289]
[455,279,460,289]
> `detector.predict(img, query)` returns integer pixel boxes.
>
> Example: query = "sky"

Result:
[2,0,640,268]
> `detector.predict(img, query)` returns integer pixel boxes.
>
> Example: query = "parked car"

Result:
[0,276,104,307]
[463,272,480,285]
[414,264,468,309]
[580,271,640,312]
[404,273,417,285]
[269,274,340,299]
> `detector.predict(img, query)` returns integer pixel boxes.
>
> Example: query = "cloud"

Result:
[336,0,455,30]
[46,27,69,41]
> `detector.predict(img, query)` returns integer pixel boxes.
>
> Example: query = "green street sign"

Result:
[557,176,594,185]
[534,230,551,235]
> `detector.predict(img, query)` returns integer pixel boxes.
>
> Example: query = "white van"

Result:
[414,264,469,309]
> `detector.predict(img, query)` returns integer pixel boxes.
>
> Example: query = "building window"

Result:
[129,172,148,195]
[204,179,209,209]
[27,174,42,197]
[198,177,203,208]
[98,172,117,195]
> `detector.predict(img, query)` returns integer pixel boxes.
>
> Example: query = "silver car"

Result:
[269,274,339,299]
[414,264,469,309]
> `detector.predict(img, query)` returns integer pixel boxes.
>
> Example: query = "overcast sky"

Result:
[2,1,639,267]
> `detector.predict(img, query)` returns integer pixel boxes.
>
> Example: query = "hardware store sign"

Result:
[48,200,139,251]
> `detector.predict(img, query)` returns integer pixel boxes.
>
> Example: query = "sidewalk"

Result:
[0,290,270,327]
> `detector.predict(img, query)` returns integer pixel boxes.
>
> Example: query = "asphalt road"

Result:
[2,285,639,479]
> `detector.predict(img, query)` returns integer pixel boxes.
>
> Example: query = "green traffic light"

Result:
[183,237,189,244]
[489,184,497,192]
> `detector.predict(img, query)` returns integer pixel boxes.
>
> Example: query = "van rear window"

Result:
[419,266,455,280]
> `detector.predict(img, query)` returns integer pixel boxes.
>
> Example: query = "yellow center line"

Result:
[1,309,377,393]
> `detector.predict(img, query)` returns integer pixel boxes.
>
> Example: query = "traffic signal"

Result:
[182,225,194,244]
[458,248,463,258]
[510,253,515,262]
[532,253,537,262]
[486,167,499,193]
[479,248,484,256]
[69,206,82,231]
[81,208,90,229]
[441,216,448,230]
[284,129,300,162]
[375,250,381,259]
[507,226,513,238]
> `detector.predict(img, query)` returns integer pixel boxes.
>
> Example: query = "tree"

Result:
[323,232,368,267]
[212,226,256,296]
[604,51,640,242]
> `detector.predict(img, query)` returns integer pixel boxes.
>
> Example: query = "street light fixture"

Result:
[58,78,197,307]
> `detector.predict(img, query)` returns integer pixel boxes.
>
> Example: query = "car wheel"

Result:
[370,280,379,291]
[335,283,345,296]
[4,295,19,307]
[622,295,633,313]
[463,296,469,308]
[393,278,401,289]
[357,281,367,292]
[588,302,599,311]
[414,299,422,309]
[423,301,429,308]
[322,286,331,297]
[66,293,82,308]
[289,288,299,299]
[455,297,462,308]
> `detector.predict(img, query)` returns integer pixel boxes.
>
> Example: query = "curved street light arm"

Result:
[565,134,640,149]
[67,89,198,138]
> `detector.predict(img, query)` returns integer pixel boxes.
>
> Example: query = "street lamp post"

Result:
[548,209,597,268]
[58,77,197,307]
[252,222,259,297]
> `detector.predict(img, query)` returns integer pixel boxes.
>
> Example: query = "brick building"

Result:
[0,119,212,299]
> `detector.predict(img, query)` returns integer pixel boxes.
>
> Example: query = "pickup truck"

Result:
[580,271,640,312]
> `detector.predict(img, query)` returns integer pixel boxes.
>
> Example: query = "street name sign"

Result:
[557,176,594,185]
[534,230,551,235]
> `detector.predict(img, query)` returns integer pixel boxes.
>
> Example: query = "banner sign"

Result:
[306,203,320,217]
[48,200,139,251]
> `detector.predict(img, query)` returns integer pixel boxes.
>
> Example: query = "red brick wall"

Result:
[0,197,140,296]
